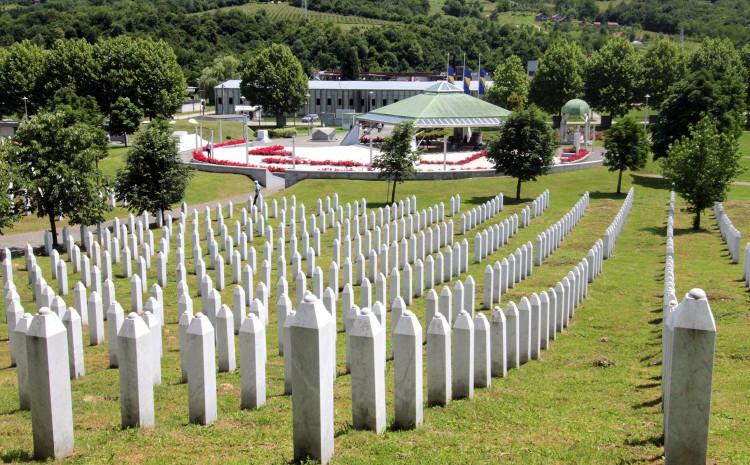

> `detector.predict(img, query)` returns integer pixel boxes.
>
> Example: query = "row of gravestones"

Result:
[0,190,556,462]
[662,191,717,465]
[459,193,505,235]
[284,188,636,464]
[713,202,742,264]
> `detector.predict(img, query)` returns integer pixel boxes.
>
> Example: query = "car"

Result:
[301,114,319,123]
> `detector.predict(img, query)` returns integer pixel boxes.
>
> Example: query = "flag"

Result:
[463,68,472,95]
[479,69,487,95]
[448,67,455,84]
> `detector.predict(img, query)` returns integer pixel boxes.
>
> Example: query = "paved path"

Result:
[0,184,284,255]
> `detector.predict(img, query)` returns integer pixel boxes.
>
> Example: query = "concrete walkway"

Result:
[0,184,284,255]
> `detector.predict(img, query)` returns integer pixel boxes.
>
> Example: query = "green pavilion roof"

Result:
[357,82,510,128]
[562,98,590,116]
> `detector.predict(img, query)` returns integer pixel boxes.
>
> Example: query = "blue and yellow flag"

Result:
[448,67,456,84]
[479,69,487,95]
[463,68,472,95]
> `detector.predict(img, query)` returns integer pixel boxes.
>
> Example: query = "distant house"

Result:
[593,21,601,27]
[607,21,619,27]
[551,14,569,23]
[535,12,548,22]
[0,120,20,139]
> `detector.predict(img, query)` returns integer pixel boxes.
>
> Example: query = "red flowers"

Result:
[360,136,384,144]
[560,149,589,163]
[420,151,488,166]
[193,150,286,172]
[249,145,292,156]
[202,139,247,151]
[260,157,366,168]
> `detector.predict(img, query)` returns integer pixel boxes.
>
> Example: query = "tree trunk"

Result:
[617,169,623,194]
[693,210,701,230]
[390,178,398,204]
[275,113,287,128]
[48,211,58,248]
[516,178,522,200]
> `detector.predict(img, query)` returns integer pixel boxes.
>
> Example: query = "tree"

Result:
[41,39,98,107]
[198,55,241,104]
[485,55,530,110]
[0,40,48,117]
[640,38,685,108]
[529,40,585,115]
[240,44,309,128]
[443,0,482,18]
[1,110,110,246]
[651,43,747,159]
[109,97,144,146]
[0,151,24,234]
[660,117,743,229]
[372,122,421,204]
[115,119,193,222]
[486,105,556,199]
[341,47,361,81]
[584,37,642,118]
[93,36,186,118]
[603,117,649,194]
[48,87,104,127]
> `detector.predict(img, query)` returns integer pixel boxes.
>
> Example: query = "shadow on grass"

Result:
[648,317,662,325]
[632,396,662,409]
[631,174,670,190]
[636,382,661,389]
[639,226,701,237]
[624,433,664,448]
[588,191,627,200]
[1,450,34,462]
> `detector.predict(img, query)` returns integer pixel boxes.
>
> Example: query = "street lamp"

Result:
[22,96,28,120]
[644,94,651,124]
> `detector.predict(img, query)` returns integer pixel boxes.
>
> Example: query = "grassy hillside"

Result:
[1,165,749,463]
[197,2,391,28]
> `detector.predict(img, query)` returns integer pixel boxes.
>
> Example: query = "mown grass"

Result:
[2,146,253,236]
[1,167,749,464]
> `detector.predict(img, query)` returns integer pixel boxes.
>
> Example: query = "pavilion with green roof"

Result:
[559,98,599,147]
[356,81,510,129]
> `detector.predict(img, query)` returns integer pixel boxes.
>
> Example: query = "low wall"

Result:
[280,158,604,187]
[188,160,286,191]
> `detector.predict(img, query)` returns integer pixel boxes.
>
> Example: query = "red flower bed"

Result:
[249,145,292,156]
[360,136,384,144]
[260,157,366,168]
[562,146,577,154]
[560,149,589,163]
[193,150,286,172]
[202,139,247,151]
[420,151,488,166]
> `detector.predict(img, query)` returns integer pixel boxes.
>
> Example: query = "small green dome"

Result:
[562,99,590,116]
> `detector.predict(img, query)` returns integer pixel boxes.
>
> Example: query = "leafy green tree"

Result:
[652,39,747,159]
[240,44,308,128]
[443,0,482,18]
[0,151,24,234]
[486,105,556,199]
[341,47,361,80]
[584,37,642,118]
[0,40,48,117]
[372,122,421,204]
[41,39,98,105]
[93,36,186,118]
[109,97,144,146]
[48,87,104,127]
[115,119,193,222]
[1,110,110,246]
[640,38,685,107]
[660,117,743,229]
[198,55,241,104]
[529,40,585,115]
[485,55,529,110]
[603,117,650,194]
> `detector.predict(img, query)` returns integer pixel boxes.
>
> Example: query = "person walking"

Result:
[253,180,261,207]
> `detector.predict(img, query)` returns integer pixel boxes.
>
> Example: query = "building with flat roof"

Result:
[215,79,494,125]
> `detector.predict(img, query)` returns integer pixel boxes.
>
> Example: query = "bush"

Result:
[268,128,297,138]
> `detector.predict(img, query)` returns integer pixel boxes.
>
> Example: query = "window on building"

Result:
[382,99,387,106]
[349,99,354,107]
[229,97,233,105]
[316,98,321,106]
[218,97,223,105]
[394,99,399,103]
[338,98,342,106]
[327,98,332,106]
[360,99,364,107]
[371,99,376,107]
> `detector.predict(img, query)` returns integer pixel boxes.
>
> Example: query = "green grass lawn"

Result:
[737,131,750,156]
[1,166,749,463]
[2,145,253,236]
